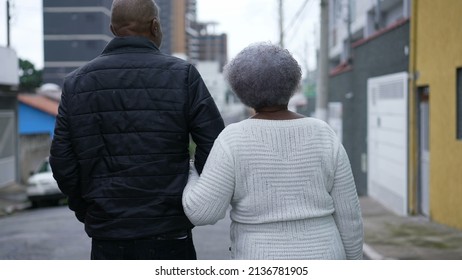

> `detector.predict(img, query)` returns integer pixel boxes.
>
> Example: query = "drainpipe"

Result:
[408,0,418,215]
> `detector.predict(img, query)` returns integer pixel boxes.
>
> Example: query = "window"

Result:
[457,68,462,139]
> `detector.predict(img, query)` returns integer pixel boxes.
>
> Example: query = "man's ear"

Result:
[110,24,118,37]
[150,18,159,37]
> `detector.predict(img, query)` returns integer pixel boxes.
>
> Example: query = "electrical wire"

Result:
[283,0,311,37]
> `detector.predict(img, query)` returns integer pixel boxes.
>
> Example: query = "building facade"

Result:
[409,0,462,230]
[17,94,59,184]
[42,0,113,85]
[327,0,462,230]
[329,0,410,67]
[328,0,410,197]
[42,0,200,85]
[17,94,58,137]
[195,22,228,71]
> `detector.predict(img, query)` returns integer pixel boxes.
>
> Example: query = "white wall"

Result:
[0,47,19,86]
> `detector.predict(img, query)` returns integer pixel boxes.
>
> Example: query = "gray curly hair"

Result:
[223,42,302,109]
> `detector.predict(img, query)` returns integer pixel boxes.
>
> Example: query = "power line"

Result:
[286,0,315,45]
[283,0,311,37]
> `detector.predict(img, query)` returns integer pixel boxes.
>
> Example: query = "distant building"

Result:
[17,93,59,183]
[41,0,236,124]
[326,0,411,200]
[42,0,113,86]
[156,0,198,60]
[42,0,200,85]
[196,61,227,111]
[195,22,228,71]
[17,94,58,137]
[328,0,410,67]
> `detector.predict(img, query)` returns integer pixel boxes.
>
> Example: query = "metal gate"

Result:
[367,72,409,216]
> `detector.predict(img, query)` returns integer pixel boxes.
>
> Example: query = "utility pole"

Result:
[316,0,329,121]
[278,0,284,48]
[346,0,352,62]
[6,0,11,47]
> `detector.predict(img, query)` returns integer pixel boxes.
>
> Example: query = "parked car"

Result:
[26,157,65,207]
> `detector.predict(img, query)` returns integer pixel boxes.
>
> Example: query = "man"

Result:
[50,0,224,260]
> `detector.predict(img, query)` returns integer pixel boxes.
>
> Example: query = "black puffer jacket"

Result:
[50,36,224,239]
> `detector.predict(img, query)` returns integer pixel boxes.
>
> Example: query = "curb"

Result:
[0,201,31,217]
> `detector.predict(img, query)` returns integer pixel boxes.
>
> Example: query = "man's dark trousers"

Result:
[91,232,196,260]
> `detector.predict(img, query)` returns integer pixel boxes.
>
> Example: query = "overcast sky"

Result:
[0,0,319,73]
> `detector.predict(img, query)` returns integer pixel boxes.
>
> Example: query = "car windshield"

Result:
[35,160,51,174]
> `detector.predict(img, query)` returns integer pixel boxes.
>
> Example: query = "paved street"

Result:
[0,205,231,260]
[3,194,462,260]
[0,206,90,259]
[192,210,232,260]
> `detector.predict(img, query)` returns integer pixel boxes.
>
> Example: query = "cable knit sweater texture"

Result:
[183,118,363,259]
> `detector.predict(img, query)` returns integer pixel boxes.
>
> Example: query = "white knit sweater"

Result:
[183,118,363,260]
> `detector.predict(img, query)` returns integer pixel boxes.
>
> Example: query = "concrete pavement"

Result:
[2,183,462,259]
[360,196,462,259]
[0,183,30,217]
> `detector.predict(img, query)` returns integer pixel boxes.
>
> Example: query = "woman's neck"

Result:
[251,105,305,120]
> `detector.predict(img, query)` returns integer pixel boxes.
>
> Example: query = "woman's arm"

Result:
[183,139,235,225]
[331,143,364,259]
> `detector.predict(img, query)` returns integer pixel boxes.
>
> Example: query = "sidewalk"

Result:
[0,184,30,217]
[360,196,462,259]
[1,184,462,259]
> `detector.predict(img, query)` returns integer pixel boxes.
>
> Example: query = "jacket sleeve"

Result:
[331,142,364,259]
[49,86,88,223]
[187,65,225,174]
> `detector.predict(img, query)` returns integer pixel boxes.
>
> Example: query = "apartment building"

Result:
[42,0,200,85]
[42,0,113,85]
[327,0,411,204]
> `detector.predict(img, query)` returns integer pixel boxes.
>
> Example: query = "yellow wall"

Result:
[412,0,462,229]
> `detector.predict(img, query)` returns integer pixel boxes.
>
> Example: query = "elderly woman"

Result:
[182,43,363,260]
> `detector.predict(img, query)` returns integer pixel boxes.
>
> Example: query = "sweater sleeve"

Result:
[182,138,235,226]
[331,142,364,260]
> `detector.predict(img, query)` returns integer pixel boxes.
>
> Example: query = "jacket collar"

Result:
[102,36,160,55]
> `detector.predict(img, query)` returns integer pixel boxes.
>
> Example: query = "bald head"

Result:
[111,0,162,46]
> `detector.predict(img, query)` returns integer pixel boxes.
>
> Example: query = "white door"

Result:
[367,72,409,216]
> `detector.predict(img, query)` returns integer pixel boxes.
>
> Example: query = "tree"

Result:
[19,59,42,92]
